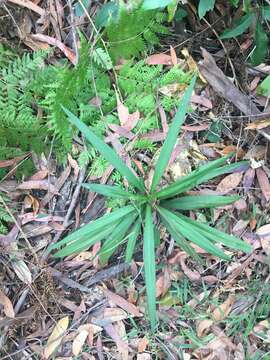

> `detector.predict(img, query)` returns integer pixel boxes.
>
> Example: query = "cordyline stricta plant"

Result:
[49,76,251,330]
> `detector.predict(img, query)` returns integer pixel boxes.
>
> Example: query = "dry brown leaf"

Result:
[137,354,151,360]
[245,118,270,130]
[44,316,69,359]
[159,83,187,96]
[0,290,15,318]
[256,167,270,201]
[138,336,149,353]
[145,53,172,65]
[29,169,48,181]
[191,94,212,109]
[181,48,198,73]
[89,96,102,107]
[23,195,39,215]
[199,48,260,116]
[252,319,270,343]
[114,320,129,360]
[243,168,255,192]
[117,96,140,131]
[31,34,76,64]
[170,45,177,66]
[180,256,201,282]
[12,259,32,284]
[216,172,243,194]
[7,0,45,15]
[212,294,235,321]
[197,319,213,337]
[94,308,128,327]
[256,224,270,255]
[0,153,30,168]
[78,323,102,335]
[155,267,171,298]
[17,180,57,192]
[104,289,141,317]
[72,329,88,356]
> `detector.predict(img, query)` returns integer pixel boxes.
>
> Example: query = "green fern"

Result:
[105,8,169,61]
[0,50,48,178]
[0,193,13,235]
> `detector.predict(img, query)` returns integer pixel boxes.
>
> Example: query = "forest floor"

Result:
[0,1,270,359]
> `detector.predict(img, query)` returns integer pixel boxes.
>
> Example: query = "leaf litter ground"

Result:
[0,2,270,359]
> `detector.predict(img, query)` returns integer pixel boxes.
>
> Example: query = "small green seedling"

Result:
[49,76,251,330]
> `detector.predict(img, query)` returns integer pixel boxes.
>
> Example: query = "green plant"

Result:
[99,4,169,61]
[49,76,251,330]
[220,3,269,65]
[0,50,48,177]
[0,193,13,235]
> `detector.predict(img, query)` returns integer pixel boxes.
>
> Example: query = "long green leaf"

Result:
[157,207,230,260]
[156,156,247,200]
[198,161,248,184]
[176,213,251,252]
[48,205,135,252]
[83,183,145,200]
[150,76,196,193]
[262,5,270,21]
[220,13,255,39]
[156,154,233,199]
[161,216,202,263]
[125,219,141,263]
[99,214,137,265]
[162,194,240,210]
[250,21,268,66]
[53,224,118,258]
[144,205,157,330]
[62,107,144,192]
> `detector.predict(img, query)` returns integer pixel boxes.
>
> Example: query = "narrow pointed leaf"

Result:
[198,161,248,184]
[150,76,196,193]
[83,183,145,200]
[157,156,247,200]
[62,107,144,192]
[176,213,251,252]
[220,13,255,39]
[156,154,234,199]
[125,219,141,263]
[157,207,230,260]
[99,214,137,265]
[53,224,118,258]
[48,205,135,252]
[161,216,202,262]
[162,195,240,210]
[144,205,157,330]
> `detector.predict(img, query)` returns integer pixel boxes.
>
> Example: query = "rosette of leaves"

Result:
[49,76,251,330]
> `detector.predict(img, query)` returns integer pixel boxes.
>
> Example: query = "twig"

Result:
[6,0,45,16]
[0,195,39,264]
[42,165,87,262]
